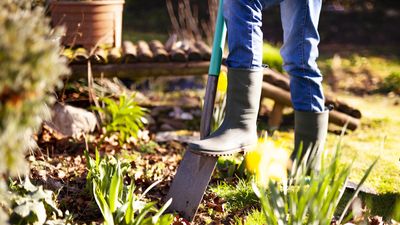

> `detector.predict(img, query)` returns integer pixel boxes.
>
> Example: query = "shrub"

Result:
[0,0,68,176]
[0,0,69,222]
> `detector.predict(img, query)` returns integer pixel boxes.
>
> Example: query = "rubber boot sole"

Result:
[188,143,257,157]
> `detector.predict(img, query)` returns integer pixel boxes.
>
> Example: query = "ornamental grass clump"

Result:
[0,0,68,222]
[246,134,377,225]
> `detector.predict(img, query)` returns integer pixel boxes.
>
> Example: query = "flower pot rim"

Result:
[50,0,125,6]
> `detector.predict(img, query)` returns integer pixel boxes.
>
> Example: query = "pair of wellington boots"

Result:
[189,68,329,170]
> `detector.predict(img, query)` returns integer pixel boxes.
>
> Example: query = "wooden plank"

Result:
[68,62,211,78]
[166,76,219,221]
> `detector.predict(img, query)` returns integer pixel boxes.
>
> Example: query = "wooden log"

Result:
[261,82,360,130]
[73,48,89,63]
[121,41,138,63]
[263,68,290,91]
[89,48,107,64]
[187,44,203,61]
[195,41,212,60]
[263,68,362,119]
[149,40,169,62]
[107,47,122,64]
[268,103,285,130]
[170,47,187,62]
[137,40,153,62]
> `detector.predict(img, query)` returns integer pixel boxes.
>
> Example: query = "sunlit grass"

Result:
[325,94,400,194]
[235,209,266,225]
[210,179,258,213]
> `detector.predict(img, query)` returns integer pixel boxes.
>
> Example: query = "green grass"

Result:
[210,179,258,213]
[235,209,266,225]
[325,94,400,194]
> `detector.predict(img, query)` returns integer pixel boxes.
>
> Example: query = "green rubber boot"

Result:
[292,110,329,172]
[189,68,263,156]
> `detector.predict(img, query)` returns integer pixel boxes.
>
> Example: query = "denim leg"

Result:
[280,0,325,112]
[223,0,264,69]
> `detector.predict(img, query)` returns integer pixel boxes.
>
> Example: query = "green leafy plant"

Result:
[85,149,174,225]
[84,148,131,195]
[93,94,148,145]
[380,71,400,94]
[215,156,246,179]
[8,177,67,225]
[252,138,378,225]
[0,0,69,222]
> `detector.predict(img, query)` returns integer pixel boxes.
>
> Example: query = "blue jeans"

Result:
[223,0,324,112]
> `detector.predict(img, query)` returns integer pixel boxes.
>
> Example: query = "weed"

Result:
[215,155,246,179]
[93,94,148,145]
[8,177,69,225]
[235,209,266,225]
[138,140,159,154]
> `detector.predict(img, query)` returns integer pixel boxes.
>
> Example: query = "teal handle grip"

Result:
[208,0,227,77]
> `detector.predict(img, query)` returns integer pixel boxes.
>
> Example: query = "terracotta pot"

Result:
[50,0,124,50]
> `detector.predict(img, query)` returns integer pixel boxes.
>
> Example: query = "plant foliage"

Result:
[380,71,400,94]
[0,0,68,176]
[252,139,378,225]
[94,94,148,145]
[0,0,68,222]
[8,177,65,225]
[85,149,174,225]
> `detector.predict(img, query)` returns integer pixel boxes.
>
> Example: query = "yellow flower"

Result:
[217,71,228,94]
[245,134,290,186]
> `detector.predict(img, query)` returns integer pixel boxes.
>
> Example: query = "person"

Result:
[189,0,329,169]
